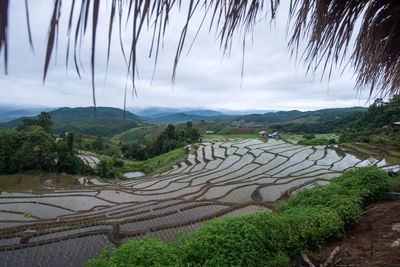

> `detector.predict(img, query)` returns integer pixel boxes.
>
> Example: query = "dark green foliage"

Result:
[228,107,366,126]
[340,96,400,145]
[18,126,56,172]
[298,138,331,146]
[277,206,344,254]
[87,238,177,267]
[333,167,394,202]
[303,134,315,140]
[0,119,87,175]
[0,129,23,173]
[37,112,53,133]
[92,137,105,151]
[53,118,138,137]
[284,183,362,227]
[88,167,397,266]
[95,158,123,179]
[269,111,364,134]
[1,107,140,137]
[17,112,53,134]
[121,136,151,161]
[55,132,89,174]
[177,216,289,267]
[50,107,141,122]
[122,123,200,161]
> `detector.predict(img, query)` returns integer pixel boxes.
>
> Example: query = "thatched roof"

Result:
[1,1,399,113]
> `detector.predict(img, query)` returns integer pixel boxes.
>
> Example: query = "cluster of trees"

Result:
[0,112,89,175]
[340,96,400,146]
[53,118,138,138]
[121,122,200,161]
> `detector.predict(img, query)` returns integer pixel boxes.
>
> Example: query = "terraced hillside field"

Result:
[0,138,394,266]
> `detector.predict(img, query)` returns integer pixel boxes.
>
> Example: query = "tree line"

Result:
[339,96,400,146]
[0,112,89,175]
[121,122,200,161]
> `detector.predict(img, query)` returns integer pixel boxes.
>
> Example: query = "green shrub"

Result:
[298,138,330,146]
[87,238,178,267]
[278,206,344,254]
[333,167,394,202]
[95,158,122,179]
[284,183,362,227]
[303,134,315,140]
[177,215,290,267]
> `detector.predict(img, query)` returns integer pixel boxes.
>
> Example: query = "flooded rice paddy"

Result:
[0,138,394,266]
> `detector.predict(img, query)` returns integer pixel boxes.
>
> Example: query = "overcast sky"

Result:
[0,1,376,112]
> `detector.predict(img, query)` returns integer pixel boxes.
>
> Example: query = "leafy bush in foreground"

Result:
[87,167,397,267]
[88,238,177,267]
[283,183,362,227]
[177,215,289,267]
[333,167,395,202]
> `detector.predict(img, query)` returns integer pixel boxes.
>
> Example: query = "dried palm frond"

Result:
[0,0,9,75]
[289,0,400,97]
[16,0,277,117]
[1,0,399,117]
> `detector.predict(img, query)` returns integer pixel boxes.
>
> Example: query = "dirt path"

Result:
[297,198,400,266]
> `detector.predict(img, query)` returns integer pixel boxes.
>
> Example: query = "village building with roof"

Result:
[259,131,281,139]
[258,131,268,138]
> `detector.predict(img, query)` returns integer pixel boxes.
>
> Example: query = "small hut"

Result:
[258,131,268,138]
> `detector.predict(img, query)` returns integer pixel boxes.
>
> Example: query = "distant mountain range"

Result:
[0,106,55,122]
[129,107,275,118]
[0,105,368,137]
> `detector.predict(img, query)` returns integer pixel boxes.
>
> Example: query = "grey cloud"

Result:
[0,1,371,112]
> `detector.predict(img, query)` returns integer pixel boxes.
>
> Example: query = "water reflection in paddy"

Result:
[123,171,145,178]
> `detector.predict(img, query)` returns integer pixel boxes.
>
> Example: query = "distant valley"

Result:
[0,105,367,140]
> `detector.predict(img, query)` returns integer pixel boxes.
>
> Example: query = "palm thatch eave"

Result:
[0,0,399,117]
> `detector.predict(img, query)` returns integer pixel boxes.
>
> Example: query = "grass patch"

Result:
[345,144,382,157]
[284,133,339,145]
[0,175,19,188]
[387,157,400,165]
[389,150,400,157]
[23,169,47,176]
[298,138,333,146]
[203,134,257,141]
[121,147,188,175]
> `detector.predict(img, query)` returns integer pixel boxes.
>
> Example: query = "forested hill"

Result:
[340,97,400,144]
[50,107,142,122]
[224,107,367,126]
[145,112,230,124]
[140,107,367,125]
[0,107,141,137]
[347,98,400,130]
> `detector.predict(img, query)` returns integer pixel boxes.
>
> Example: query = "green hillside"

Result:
[0,107,141,137]
[50,107,141,122]
[225,107,367,126]
[113,124,165,143]
[340,97,400,146]
[146,112,230,124]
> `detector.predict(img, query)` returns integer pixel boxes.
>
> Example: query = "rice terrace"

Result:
[2,0,400,266]
[0,136,397,266]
